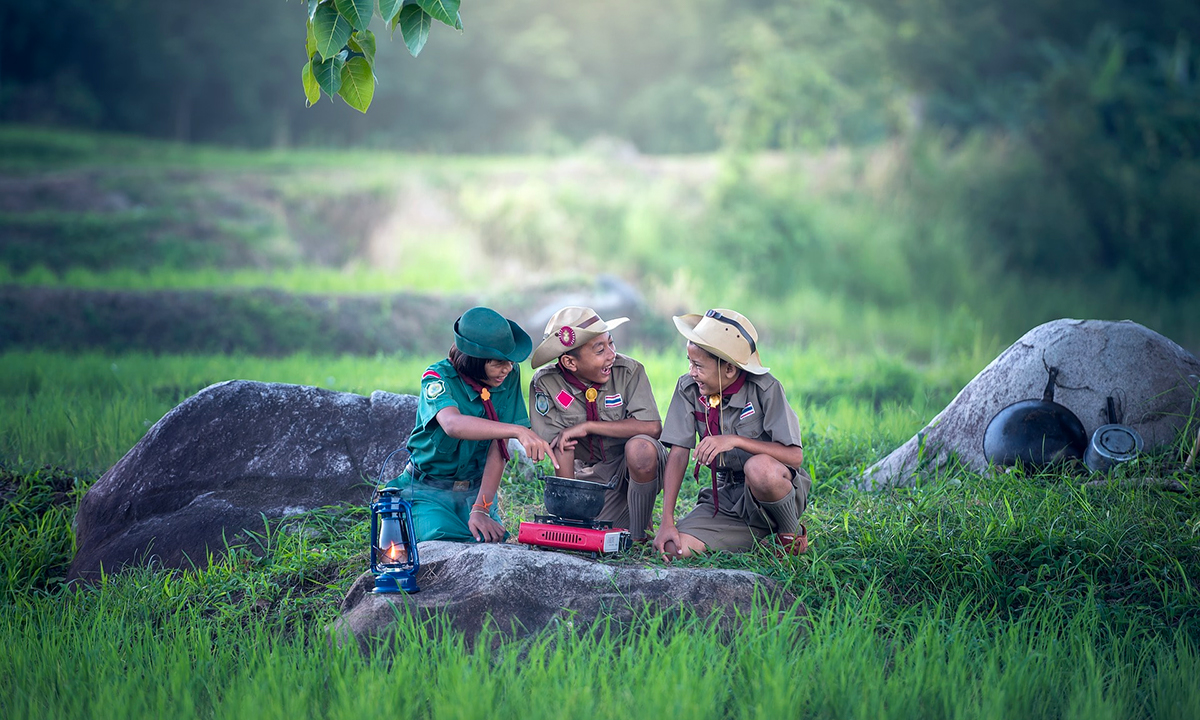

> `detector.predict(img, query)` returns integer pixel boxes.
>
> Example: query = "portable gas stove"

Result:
[517,515,631,556]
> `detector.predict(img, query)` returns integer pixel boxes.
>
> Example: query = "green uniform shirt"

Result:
[406,358,530,483]
[529,353,661,466]
[660,371,803,473]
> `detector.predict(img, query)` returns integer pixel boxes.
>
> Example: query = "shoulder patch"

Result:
[535,391,551,416]
[556,389,574,409]
[422,369,441,380]
[424,380,445,400]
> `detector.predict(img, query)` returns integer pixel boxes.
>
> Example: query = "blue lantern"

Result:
[370,486,420,593]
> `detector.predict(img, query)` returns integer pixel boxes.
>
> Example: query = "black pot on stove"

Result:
[983,366,1088,469]
[542,475,608,521]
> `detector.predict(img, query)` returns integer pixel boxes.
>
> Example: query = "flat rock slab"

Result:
[861,319,1200,490]
[330,541,802,650]
[68,380,419,581]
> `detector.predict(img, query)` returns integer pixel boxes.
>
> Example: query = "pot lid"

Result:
[1091,424,1144,461]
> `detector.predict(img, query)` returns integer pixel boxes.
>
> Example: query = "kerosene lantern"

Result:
[369,486,420,593]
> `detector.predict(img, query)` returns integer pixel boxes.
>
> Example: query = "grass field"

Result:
[3,126,1199,718]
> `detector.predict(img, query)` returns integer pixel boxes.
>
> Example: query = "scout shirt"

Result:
[659,371,803,474]
[529,353,660,466]
[406,358,530,484]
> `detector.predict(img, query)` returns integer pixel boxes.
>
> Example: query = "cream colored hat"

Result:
[530,306,629,368]
[673,308,769,375]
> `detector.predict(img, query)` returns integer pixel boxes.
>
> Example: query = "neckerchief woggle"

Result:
[692,372,747,515]
[460,374,511,462]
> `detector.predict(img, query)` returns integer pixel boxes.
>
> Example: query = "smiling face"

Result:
[686,342,740,396]
[561,333,617,385]
[482,359,514,388]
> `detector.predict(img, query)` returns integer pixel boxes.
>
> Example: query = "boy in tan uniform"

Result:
[528,306,668,541]
[652,308,810,558]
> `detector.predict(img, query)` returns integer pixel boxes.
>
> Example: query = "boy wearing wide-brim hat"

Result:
[386,306,558,544]
[528,306,667,541]
[653,308,810,558]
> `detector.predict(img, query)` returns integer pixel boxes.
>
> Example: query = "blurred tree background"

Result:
[1,0,1197,353]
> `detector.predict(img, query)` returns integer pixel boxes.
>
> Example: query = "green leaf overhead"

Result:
[377,0,403,24]
[334,0,373,33]
[348,29,377,69]
[338,56,376,112]
[307,0,322,21]
[312,53,345,97]
[305,20,319,58]
[414,0,460,28]
[312,2,353,60]
[397,4,431,57]
[301,59,322,107]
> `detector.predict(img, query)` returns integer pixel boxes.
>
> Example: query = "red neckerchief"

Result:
[691,372,747,515]
[460,374,511,462]
[556,359,606,461]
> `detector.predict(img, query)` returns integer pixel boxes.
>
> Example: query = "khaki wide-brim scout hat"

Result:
[530,306,629,368]
[673,308,770,375]
[453,306,533,363]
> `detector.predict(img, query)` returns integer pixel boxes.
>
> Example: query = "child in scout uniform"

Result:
[528,306,668,542]
[387,306,558,544]
[652,308,810,558]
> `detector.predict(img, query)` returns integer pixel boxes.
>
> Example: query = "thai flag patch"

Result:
[422,369,441,380]
[604,394,623,408]
[740,402,755,419]
[556,390,574,408]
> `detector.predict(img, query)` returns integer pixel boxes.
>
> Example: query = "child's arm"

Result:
[694,434,803,469]
[468,440,507,543]
[652,445,691,556]
[435,407,559,469]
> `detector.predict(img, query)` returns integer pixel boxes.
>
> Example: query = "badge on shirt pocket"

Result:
[535,391,551,415]
[604,393,623,408]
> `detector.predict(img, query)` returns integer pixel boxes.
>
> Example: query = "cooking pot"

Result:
[542,475,609,521]
[1084,396,1144,472]
[983,366,1088,469]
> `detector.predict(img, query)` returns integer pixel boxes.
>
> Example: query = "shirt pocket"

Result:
[732,401,766,440]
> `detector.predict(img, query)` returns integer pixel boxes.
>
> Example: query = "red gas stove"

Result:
[517,515,631,556]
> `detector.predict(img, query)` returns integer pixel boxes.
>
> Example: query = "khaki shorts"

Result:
[676,466,811,552]
[573,434,667,529]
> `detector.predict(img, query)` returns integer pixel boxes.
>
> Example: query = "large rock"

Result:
[67,380,419,581]
[861,319,1200,490]
[329,541,802,650]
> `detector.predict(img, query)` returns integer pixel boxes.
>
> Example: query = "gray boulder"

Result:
[329,541,802,651]
[68,380,419,581]
[861,319,1200,490]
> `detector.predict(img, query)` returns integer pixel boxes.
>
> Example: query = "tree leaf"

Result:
[313,53,345,98]
[338,56,375,113]
[377,0,403,24]
[313,2,354,61]
[397,4,431,57]
[306,19,319,58]
[414,0,460,28]
[348,29,377,69]
[308,0,323,21]
[335,0,373,33]
[301,59,322,107]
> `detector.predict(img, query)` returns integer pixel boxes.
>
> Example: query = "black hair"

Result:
[448,345,490,385]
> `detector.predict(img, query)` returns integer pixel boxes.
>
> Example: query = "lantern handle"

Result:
[376,447,411,492]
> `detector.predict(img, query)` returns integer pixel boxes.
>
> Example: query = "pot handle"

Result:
[1042,367,1059,403]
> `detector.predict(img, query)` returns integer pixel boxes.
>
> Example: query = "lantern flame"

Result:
[385,542,408,564]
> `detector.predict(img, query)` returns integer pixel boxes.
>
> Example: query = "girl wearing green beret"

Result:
[388,307,558,543]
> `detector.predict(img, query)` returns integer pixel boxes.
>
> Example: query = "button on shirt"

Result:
[529,354,661,466]
[406,358,529,483]
[659,371,803,473]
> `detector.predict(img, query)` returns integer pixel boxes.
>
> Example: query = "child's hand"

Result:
[514,427,560,470]
[694,434,740,466]
[468,512,505,543]
[653,523,684,562]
